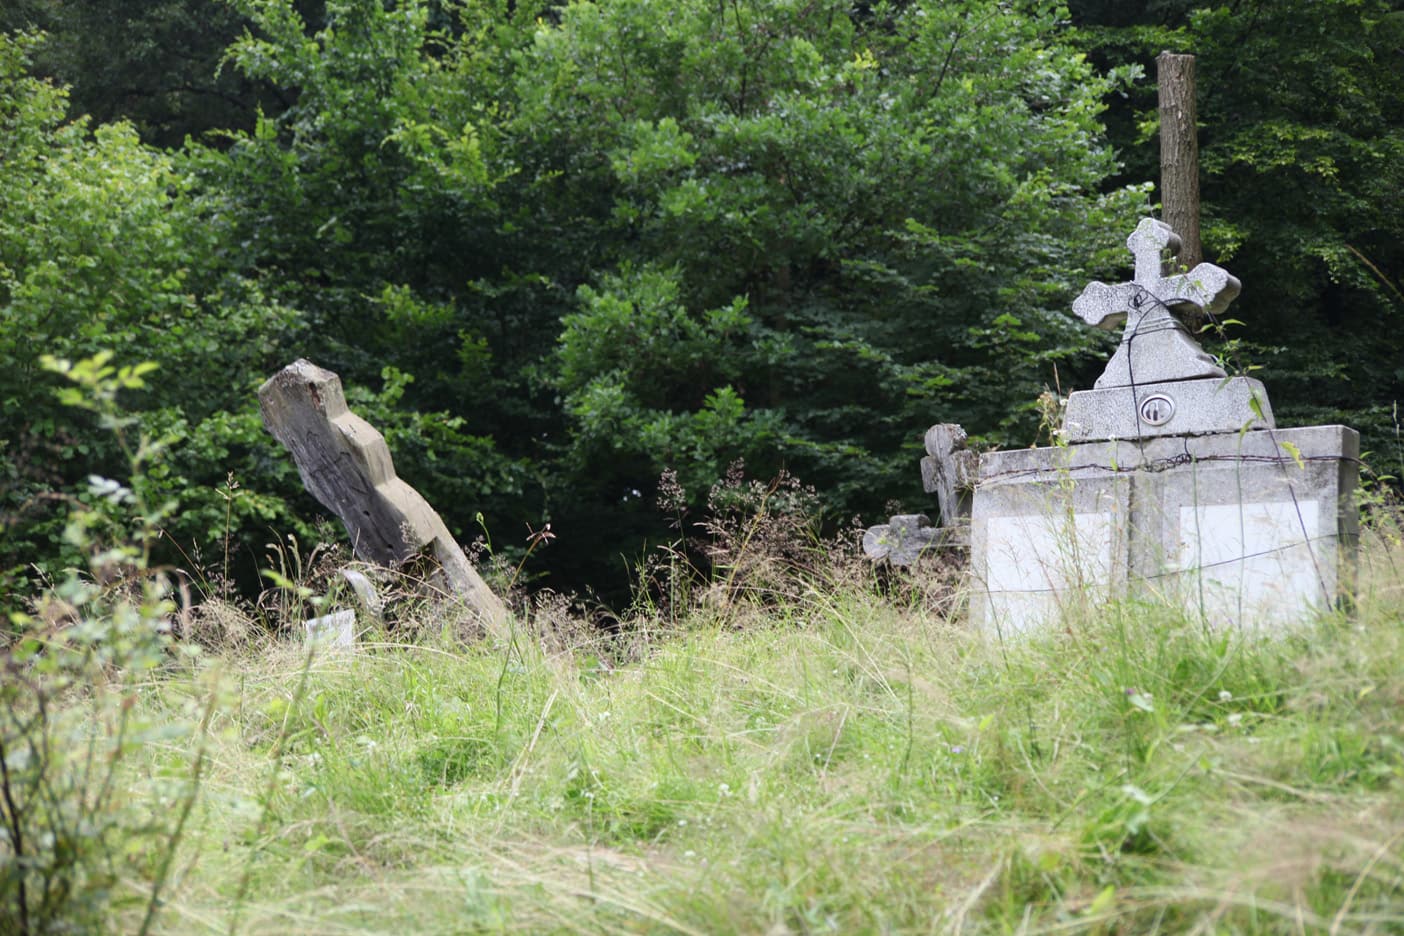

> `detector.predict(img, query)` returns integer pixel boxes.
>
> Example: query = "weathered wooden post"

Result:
[1157,51,1201,270]
[259,359,509,636]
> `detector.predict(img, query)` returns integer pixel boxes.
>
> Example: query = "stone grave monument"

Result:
[868,219,1359,634]
[259,359,509,637]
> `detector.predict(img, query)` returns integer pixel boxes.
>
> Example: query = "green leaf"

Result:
[1087,885,1117,916]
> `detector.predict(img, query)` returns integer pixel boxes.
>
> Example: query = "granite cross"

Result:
[1073,218,1241,390]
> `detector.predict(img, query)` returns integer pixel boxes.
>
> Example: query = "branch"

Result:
[0,712,31,936]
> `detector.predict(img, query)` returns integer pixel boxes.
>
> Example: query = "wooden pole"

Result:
[1157,51,1201,270]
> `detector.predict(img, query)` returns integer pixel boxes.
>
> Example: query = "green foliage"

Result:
[4,1,1147,601]
[13,0,1398,604]
[188,0,540,563]
[0,0,278,147]
[521,0,1145,580]
[557,264,776,496]
[1,354,210,936]
[92,0,1144,597]
[0,31,309,602]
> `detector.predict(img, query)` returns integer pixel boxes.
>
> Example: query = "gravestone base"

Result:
[1063,375,1273,442]
[970,425,1359,636]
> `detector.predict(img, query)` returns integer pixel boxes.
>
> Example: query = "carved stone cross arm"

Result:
[1072,281,1137,331]
[1156,262,1241,318]
[1073,218,1240,330]
[1069,218,1240,390]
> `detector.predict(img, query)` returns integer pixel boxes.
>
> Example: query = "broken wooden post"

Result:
[258,359,509,635]
[1157,51,1202,271]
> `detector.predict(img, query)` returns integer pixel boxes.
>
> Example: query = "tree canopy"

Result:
[2,0,1400,605]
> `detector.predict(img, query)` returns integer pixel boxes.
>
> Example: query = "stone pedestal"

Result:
[969,426,1359,635]
[1063,375,1273,442]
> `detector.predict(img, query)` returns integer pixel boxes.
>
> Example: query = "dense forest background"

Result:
[2,0,1401,607]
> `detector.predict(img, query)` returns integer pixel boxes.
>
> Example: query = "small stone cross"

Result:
[1073,218,1241,390]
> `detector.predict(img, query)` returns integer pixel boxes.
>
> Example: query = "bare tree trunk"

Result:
[1157,51,1201,271]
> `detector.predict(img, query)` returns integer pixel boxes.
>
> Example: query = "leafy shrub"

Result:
[1,355,209,935]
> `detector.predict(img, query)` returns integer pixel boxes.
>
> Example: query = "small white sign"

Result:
[983,511,1115,634]
[304,609,356,648]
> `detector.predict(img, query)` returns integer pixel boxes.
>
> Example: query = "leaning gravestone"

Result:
[259,359,509,636]
[870,219,1359,635]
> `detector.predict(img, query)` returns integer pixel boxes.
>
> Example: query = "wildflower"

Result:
[525,521,556,549]
[657,467,687,515]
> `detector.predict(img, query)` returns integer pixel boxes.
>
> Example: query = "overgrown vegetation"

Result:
[1,356,212,935]
[3,1,1403,927]
[19,505,1404,933]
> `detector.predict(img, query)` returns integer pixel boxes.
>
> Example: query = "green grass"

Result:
[88,537,1404,933]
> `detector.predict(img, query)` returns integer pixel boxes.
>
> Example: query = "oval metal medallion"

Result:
[1138,394,1175,427]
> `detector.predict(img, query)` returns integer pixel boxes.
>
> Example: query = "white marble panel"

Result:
[1175,500,1325,627]
[983,511,1114,634]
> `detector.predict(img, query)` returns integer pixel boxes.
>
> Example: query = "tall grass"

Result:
[7,380,1401,933]
[92,521,1403,935]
